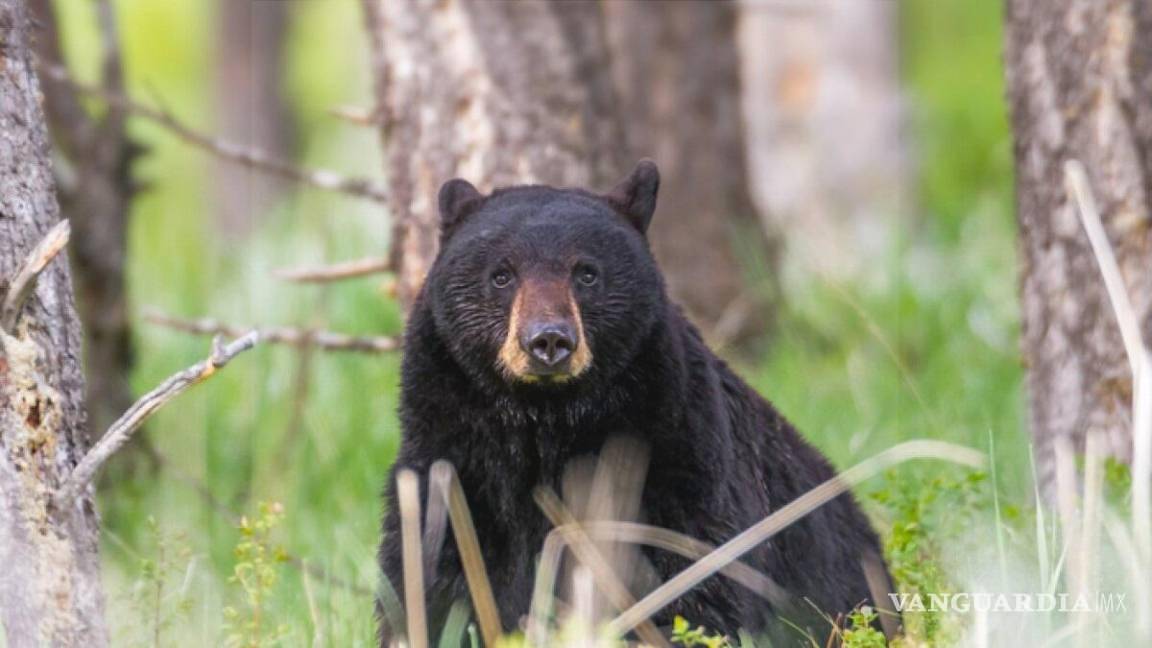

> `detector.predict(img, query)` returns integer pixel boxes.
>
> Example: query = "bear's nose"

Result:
[523,323,576,367]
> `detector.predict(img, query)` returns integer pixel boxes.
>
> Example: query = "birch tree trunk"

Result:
[363,0,628,309]
[0,0,108,644]
[603,0,779,344]
[1004,0,1152,497]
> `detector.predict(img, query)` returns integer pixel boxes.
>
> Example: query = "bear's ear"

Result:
[438,178,483,237]
[603,160,660,234]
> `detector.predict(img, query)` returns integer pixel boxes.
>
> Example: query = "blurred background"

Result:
[33,0,1097,645]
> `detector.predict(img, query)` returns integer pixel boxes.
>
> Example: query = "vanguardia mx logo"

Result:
[888,592,1128,614]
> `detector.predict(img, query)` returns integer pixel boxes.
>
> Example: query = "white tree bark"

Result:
[738,0,907,285]
[0,0,108,644]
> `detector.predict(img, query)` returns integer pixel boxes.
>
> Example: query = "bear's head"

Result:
[422,160,664,389]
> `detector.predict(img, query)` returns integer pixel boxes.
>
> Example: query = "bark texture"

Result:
[29,0,139,440]
[1005,0,1152,496]
[213,0,294,238]
[364,0,776,341]
[365,0,627,309]
[603,0,778,344]
[0,0,107,644]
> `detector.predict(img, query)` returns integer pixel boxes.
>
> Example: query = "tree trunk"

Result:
[0,0,107,644]
[212,0,294,238]
[737,0,906,286]
[1005,0,1152,497]
[603,0,780,345]
[363,0,628,309]
[29,0,140,442]
[364,0,776,342]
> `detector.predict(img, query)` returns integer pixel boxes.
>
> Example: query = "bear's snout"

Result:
[496,277,593,382]
[521,321,577,369]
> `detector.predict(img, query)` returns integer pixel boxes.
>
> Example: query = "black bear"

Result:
[379,161,892,645]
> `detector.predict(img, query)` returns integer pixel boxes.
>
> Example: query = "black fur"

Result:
[379,163,890,644]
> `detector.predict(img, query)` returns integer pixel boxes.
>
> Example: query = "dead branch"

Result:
[56,332,259,506]
[274,257,391,283]
[144,309,399,354]
[0,220,71,333]
[35,63,389,203]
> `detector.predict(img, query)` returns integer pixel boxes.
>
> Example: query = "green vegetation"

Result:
[48,1,1143,646]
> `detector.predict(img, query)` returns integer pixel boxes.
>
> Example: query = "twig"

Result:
[35,62,389,203]
[328,105,381,127]
[144,309,399,354]
[1,220,71,333]
[607,440,986,635]
[430,461,503,647]
[55,333,259,505]
[274,257,391,283]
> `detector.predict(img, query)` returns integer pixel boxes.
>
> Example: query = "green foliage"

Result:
[671,615,732,648]
[223,502,290,647]
[841,607,887,648]
[123,517,193,647]
[868,469,987,643]
[52,0,1040,644]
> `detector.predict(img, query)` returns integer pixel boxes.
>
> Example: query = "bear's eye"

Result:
[490,269,514,289]
[576,266,599,287]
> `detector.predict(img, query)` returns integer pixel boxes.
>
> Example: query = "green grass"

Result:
[57,0,1141,645]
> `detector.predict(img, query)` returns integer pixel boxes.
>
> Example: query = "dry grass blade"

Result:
[533,487,669,648]
[423,464,451,586]
[526,517,794,646]
[608,439,985,635]
[397,470,429,648]
[579,521,789,603]
[0,219,71,332]
[431,461,503,647]
[1065,159,1152,566]
[1064,160,1145,376]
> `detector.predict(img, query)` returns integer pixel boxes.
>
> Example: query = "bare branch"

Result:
[328,105,381,127]
[1,220,71,333]
[56,332,259,506]
[274,257,392,283]
[35,63,389,203]
[144,309,399,354]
